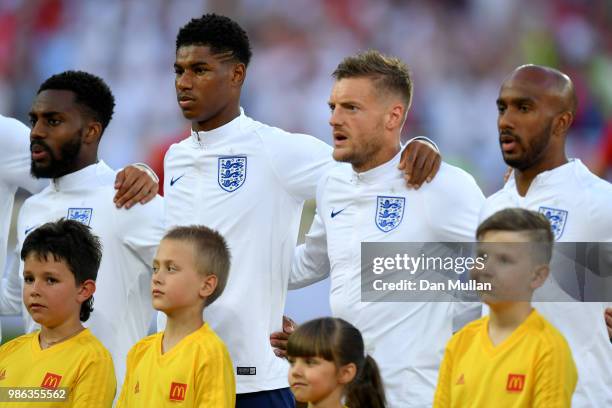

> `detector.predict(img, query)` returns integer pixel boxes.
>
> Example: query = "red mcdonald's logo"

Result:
[169,382,187,401]
[506,374,525,392]
[41,372,62,389]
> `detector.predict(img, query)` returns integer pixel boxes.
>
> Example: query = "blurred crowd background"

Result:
[1,0,612,330]
[1,0,611,194]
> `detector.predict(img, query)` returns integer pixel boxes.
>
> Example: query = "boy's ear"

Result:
[199,274,218,299]
[531,264,549,290]
[337,362,357,385]
[77,279,96,303]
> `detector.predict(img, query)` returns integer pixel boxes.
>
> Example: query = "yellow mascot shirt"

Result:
[434,309,577,408]
[117,323,235,407]
[0,329,116,407]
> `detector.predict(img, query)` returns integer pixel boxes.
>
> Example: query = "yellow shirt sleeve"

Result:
[532,335,577,408]
[194,340,236,408]
[70,351,116,407]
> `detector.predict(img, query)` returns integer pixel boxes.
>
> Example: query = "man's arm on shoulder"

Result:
[399,136,441,188]
[113,163,159,209]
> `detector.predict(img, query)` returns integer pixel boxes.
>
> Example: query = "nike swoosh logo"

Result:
[331,208,345,218]
[170,174,184,186]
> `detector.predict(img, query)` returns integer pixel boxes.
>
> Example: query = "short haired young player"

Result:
[118,226,235,407]
[434,208,577,407]
[0,219,116,407]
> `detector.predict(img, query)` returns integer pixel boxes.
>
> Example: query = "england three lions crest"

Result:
[218,156,247,192]
[376,196,405,232]
[538,206,568,240]
[67,208,93,226]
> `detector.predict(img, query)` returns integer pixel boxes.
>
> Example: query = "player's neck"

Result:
[351,141,400,173]
[53,156,99,180]
[39,318,85,350]
[487,302,532,347]
[193,103,241,132]
[513,154,568,196]
[162,306,204,354]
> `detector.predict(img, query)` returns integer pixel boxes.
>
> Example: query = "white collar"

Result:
[505,159,580,196]
[190,107,246,146]
[350,149,402,184]
[50,161,109,191]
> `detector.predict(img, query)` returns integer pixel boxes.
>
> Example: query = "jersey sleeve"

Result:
[118,196,165,266]
[194,343,236,407]
[260,129,334,202]
[71,349,117,407]
[433,340,454,408]
[289,209,330,289]
[425,164,485,241]
[289,178,330,289]
[584,182,612,304]
[0,116,44,193]
[478,197,498,225]
[0,247,22,315]
[587,181,612,242]
[532,337,577,407]
[0,205,27,316]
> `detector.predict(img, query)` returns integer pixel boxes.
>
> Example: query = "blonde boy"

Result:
[0,219,116,407]
[118,226,235,407]
[434,208,577,407]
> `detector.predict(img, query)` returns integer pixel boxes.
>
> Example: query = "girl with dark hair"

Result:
[287,317,386,408]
